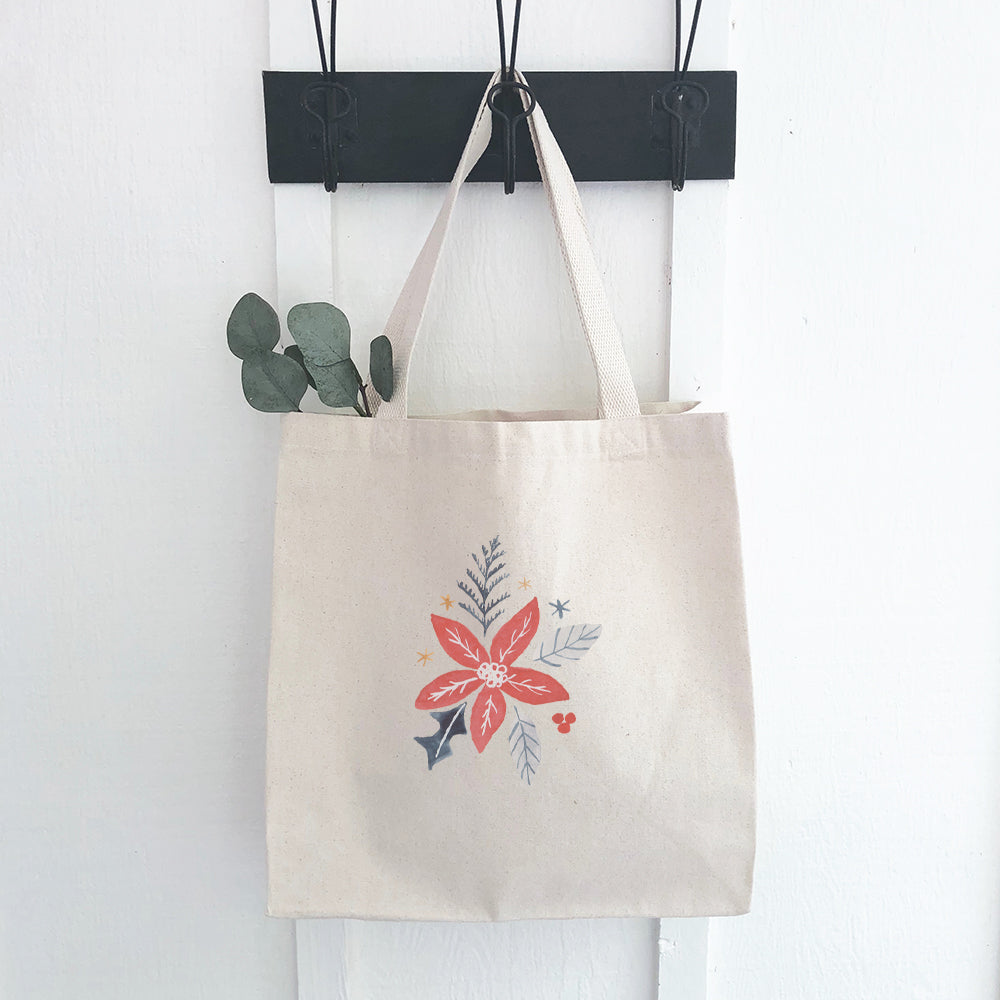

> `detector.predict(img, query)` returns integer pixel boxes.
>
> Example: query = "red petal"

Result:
[415,670,482,710]
[490,597,540,665]
[431,614,489,669]
[502,668,570,706]
[470,687,507,753]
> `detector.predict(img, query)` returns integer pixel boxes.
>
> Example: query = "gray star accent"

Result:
[549,599,570,619]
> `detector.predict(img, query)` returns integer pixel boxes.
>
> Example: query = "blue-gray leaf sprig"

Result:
[534,625,603,668]
[508,706,540,784]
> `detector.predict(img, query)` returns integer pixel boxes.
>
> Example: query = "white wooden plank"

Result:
[657,11,732,993]
[658,919,708,1000]
[650,180,718,993]
[274,186,334,327]
[296,920,349,1000]
[666,0,732,406]
[341,918,656,1000]
[667,182,730,404]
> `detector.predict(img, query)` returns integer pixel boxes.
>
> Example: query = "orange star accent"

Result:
[417,649,434,666]
[440,595,454,610]
[518,577,532,590]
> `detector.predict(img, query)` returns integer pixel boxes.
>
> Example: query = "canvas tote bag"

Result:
[266,72,755,921]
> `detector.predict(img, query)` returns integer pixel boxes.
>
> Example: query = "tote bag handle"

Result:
[375,71,642,421]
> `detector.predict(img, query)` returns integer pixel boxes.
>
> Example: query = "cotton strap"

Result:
[376,71,641,421]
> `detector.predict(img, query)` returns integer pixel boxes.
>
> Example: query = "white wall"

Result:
[0,0,296,996]
[712,1,1000,997]
[2,1,999,999]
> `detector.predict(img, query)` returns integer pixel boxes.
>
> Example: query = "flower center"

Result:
[477,661,508,688]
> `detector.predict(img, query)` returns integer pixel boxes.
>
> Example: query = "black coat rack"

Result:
[263,1,735,190]
[262,69,736,186]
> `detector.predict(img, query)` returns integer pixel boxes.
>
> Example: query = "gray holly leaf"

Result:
[283,344,316,389]
[369,335,394,401]
[227,292,280,359]
[240,351,308,412]
[414,702,468,770]
[286,302,360,408]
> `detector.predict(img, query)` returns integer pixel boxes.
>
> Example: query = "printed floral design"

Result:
[413,535,602,782]
[415,597,569,752]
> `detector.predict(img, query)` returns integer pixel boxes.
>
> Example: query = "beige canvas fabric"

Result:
[265,73,755,921]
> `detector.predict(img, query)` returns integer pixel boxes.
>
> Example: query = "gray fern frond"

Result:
[483,592,510,614]
[457,601,478,623]
[465,567,487,596]
[484,558,507,581]
[484,593,511,632]
[457,535,511,636]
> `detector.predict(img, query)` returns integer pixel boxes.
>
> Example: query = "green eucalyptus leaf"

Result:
[287,302,360,408]
[228,292,280,359]
[310,357,363,408]
[369,335,394,402]
[241,352,308,412]
[283,344,316,389]
[287,302,351,365]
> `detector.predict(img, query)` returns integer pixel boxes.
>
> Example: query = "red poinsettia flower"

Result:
[415,597,569,752]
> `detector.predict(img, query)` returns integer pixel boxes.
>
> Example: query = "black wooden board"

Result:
[262,70,736,184]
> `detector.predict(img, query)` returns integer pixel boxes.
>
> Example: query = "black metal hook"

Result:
[657,80,709,191]
[491,0,533,194]
[657,0,708,191]
[488,80,536,195]
[301,80,355,192]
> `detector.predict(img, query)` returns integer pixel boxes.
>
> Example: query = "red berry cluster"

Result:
[552,712,576,734]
